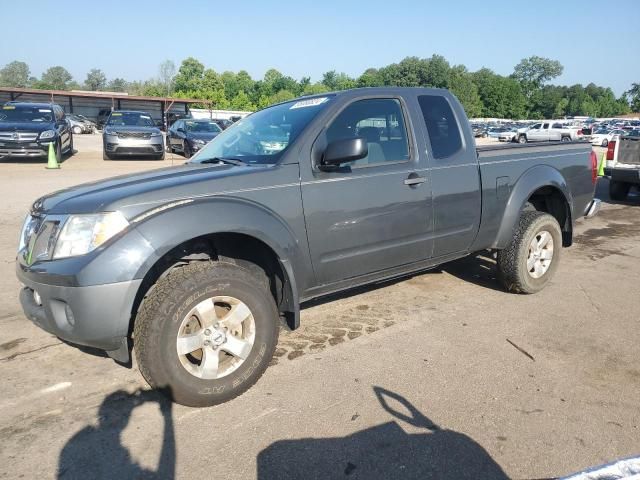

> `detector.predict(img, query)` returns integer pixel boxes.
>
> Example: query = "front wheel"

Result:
[497,211,562,294]
[134,261,279,407]
[518,135,527,144]
[72,126,82,135]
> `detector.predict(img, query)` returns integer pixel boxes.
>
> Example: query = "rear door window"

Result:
[417,95,462,159]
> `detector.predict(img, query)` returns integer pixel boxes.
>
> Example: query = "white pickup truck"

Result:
[516,121,578,144]
[604,132,640,200]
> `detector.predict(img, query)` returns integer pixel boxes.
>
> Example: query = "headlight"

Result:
[53,212,129,259]
[193,139,206,145]
[39,130,56,140]
[104,128,115,135]
[151,132,162,137]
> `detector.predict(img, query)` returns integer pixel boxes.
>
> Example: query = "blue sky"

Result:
[4,0,639,96]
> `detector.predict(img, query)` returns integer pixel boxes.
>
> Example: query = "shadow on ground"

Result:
[57,388,175,479]
[257,387,509,479]
[596,177,640,206]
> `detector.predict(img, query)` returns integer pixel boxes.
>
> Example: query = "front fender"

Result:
[493,164,572,249]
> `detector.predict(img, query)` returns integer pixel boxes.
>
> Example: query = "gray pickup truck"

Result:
[16,88,600,406]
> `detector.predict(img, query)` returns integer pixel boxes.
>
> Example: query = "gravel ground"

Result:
[0,134,638,479]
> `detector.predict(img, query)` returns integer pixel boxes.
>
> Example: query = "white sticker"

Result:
[290,97,329,110]
[140,115,151,119]
[39,109,52,113]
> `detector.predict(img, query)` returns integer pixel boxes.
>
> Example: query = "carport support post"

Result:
[69,96,73,113]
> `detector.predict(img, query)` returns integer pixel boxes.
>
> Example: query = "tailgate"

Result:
[617,136,640,165]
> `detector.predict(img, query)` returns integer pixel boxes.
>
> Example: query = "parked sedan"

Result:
[167,119,222,158]
[590,129,626,147]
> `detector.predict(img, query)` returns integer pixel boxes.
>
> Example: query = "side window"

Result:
[417,95,462,160]
[530,123,541,130]
[543,123,550,129]
[552,123,563,129]
[325,98,409,166]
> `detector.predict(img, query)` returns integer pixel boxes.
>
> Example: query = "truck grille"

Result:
[116,131,152,139]
[0,131,39,142]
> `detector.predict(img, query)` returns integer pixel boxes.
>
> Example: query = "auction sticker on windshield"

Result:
[290,97,329,109]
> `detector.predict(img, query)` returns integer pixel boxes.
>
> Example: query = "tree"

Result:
[158,60,176,96]
[513,56,563,102]
[449,66,482,117]
[357,68,383,88]
[553,98,569,118]
[473,68,526,118]
[321,71,356,91]
[229,90,255,111]
[107,78,128,92]
[84,68,107,91]
[0,61,30,87]
[38,66,73,90]
[626,83,640,112]
[173,57,205,93]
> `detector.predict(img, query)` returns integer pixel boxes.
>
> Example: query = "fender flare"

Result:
[493,164,573,249]
[131,196,309,328]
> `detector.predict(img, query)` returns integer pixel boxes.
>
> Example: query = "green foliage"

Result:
[627,83,640,112]
[37,66,73,90]
[0,61,30,87]
[3,56,632,118]
[107,78,128,92]
[84,68,107,91]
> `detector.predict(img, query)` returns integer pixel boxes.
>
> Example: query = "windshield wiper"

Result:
[196,157,248,166]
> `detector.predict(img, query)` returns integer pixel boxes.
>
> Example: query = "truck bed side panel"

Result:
[473,142,594,250]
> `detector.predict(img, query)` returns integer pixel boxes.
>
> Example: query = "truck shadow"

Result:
[438,253,504,293]
[257,386,509,479]
[57,388,175,480]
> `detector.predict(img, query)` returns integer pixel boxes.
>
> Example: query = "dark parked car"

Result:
[96,108,112,129]
[16,87,600,407]
[213,118,233,130]
[167,119,222,158]
[102,110,165,160]
[0,102,73,161]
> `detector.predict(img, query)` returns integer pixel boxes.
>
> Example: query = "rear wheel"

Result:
[497,211,562,294]
[72,126,82,135]
[602,139,608,147]
[609,180,630,201]
[561,135,571,142]
[134,261,279,407]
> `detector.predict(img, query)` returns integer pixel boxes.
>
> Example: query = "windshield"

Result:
[0,105,54,123]
[185,121,221,133]
[191,96,334,165]
[107,112,154,127]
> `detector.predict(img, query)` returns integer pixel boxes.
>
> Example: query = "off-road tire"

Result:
[609,180,630,201]
[134,261,279,407]
[497,211,562,294]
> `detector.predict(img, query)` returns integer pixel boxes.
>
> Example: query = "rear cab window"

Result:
[417,95,462,160]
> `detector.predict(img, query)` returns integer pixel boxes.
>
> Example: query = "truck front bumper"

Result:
[17,267,141,362]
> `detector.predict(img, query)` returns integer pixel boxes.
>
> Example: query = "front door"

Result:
[301,97,433,286]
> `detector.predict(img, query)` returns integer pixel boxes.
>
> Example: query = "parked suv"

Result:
[0,102,73,161]
[102,110,165,160]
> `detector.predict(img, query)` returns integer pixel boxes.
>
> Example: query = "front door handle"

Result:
[404,174,427,186]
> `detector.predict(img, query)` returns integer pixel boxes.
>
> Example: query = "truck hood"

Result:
[0,122,55,132]
[31,162,280,218]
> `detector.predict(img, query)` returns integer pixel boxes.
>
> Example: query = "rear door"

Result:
[416,93,481,257]
[300,96,433,285]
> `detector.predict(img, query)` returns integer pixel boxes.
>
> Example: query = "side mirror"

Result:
[322,137,368,167]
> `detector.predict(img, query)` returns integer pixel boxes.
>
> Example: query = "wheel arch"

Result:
[129,198,307,333]
[493,165,573,249]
